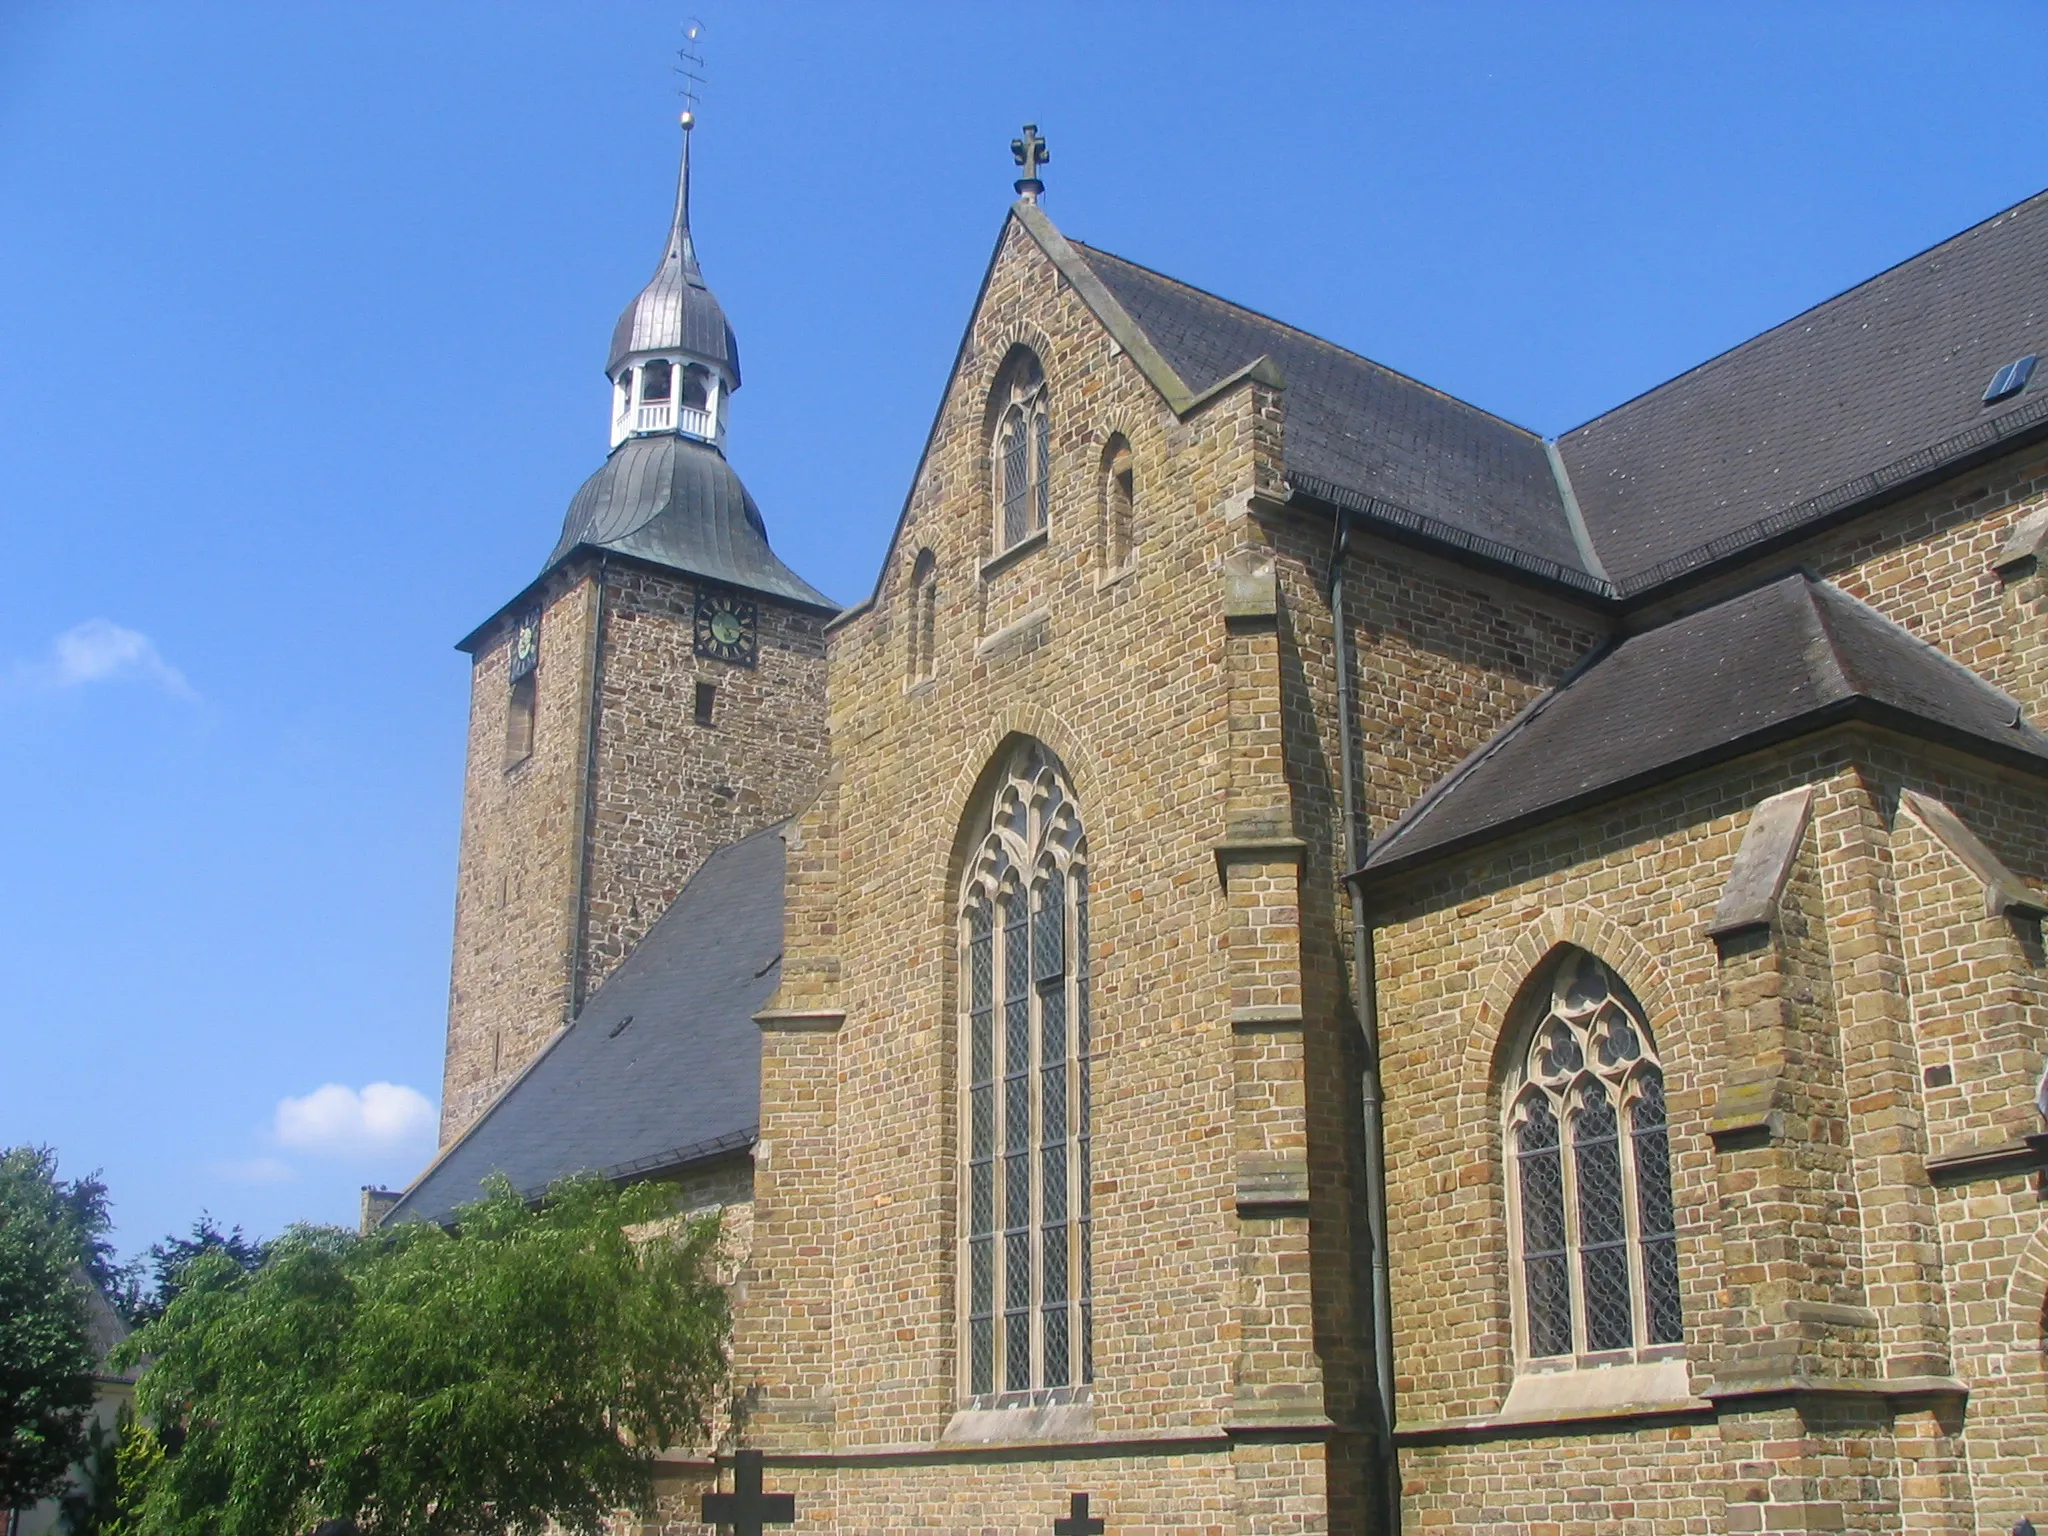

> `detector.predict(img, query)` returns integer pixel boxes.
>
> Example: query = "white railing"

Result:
[676,404,713,441]
[635,401,675,432]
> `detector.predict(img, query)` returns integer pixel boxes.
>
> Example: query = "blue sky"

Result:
[3,1,2044,1260]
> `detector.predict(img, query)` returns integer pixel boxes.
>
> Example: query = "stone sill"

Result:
[1927,1133,2048,1186]
[979,529,1048,582]
[941,1400,1094,1447]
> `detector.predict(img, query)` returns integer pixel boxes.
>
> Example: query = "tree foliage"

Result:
[117,1175,729,1536]
[121,1216,270,1326]
[0,1146,107,1513]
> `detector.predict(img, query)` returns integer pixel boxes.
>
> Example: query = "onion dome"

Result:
[608,114,740,385]
[547,433,832,609]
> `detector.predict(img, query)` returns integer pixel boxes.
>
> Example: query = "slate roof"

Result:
[545,433,835,610]
[1558,187,2048,594]
[388,823,785,1227]
[1071,243,1597,585]
[1356,573,2048,881]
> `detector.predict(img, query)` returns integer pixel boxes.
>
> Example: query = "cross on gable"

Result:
[701,1449,796,1536]
[1053,1491,1105,1536]
[1011,123,1050,199]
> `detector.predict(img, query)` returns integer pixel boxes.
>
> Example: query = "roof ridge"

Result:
[1561,184,2048,441]
[1070,238,1549,442]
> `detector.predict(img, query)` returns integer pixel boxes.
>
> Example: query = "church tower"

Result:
[439,114,834,1145]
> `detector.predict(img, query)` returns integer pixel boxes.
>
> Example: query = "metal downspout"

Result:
[1330,508,1398,1534]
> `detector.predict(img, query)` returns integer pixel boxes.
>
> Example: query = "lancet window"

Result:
[960,741,1091,1404]
[907,548,938,683]
[991,353,1051,552]
[1505,948,1680,1363]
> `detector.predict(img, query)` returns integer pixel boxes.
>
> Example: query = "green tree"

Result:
[0,1147,107,1515]
[122,1215,270,1325]
[118,1174,729,1536]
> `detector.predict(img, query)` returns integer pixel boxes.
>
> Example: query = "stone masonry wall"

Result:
[580,563,829,997]
[442,555,828,1146]
[442,567,599,1143]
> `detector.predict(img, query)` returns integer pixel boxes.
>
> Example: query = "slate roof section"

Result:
[1069,242,1596,583]
[1357,573,2048,880]
[1560,188,2048,592]
[388,823,786,1227]
[546,433,835,610]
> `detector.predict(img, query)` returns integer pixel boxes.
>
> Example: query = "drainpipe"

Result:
[1330,506,1398,1533]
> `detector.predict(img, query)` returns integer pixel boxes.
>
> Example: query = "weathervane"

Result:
[674,18,706,126]
[1012,123,1049,202]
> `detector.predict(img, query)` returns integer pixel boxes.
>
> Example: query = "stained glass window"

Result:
[1505,948,1681,1362]
[958,741,1089,1404]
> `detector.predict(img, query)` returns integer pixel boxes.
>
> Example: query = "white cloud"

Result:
[275,1082,437,1158]
[212,1156,298,1185]
[13,619,195,698]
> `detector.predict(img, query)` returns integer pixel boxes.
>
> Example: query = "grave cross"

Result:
[1012,123,1050,200]
[1053,1491,1105,1536]
[700,1449,796,1536]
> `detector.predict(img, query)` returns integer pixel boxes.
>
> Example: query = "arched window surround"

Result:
[957,740,1091,1407]
[906,548,938,686]
[1503,947,1682,1372]
[988,350,1051,556]
[1098,434,1135,579]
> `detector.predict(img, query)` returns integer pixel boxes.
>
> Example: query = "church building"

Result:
[391,111,2048,1534]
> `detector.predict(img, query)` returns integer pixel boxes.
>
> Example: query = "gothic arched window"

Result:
[960,741,1090,1404]
[991,353,1051,552]
[1505,948,1680,1363]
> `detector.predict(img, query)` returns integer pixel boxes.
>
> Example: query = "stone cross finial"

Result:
[701,1449,796,1536]
[1053,1492,1105,1536]
[1012,123,1050,201]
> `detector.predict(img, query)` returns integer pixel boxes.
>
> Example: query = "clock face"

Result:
[693,589,758,667]
[510,613,540,682]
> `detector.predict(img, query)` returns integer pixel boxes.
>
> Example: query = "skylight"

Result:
[1984,354,2037,405]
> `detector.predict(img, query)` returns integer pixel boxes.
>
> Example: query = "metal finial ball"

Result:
[679,110,696,130]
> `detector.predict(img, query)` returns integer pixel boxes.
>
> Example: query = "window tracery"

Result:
[991,353,1051,552]
[960,740,1090,1404]
[1506,948,1680,1364]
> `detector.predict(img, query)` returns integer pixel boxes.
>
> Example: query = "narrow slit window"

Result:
[694,681,717,726]
[504,673,536,766]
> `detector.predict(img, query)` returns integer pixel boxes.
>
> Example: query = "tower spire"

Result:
[666,111,702,283]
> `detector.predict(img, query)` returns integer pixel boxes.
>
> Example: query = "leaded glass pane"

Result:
[1005,1229,1030,1310]
[1041,982,1067,1069]
[1042,1220,1068,1303]
[1573,1087,1632,1352]
[971,1084,994,1161]
[1034,876,1065,983]
[970,1152,993,1234]
[1005,1307,1030,1393]
[1517,1098,1570,1358]
[1005,1148,1029,1230]
[1041,1140,1066,1222]
[1041,1064,1067,1146]
[971,1235,993,1313]
[1633,1072,1681,1344]
[970,1313,993,1397]
[1001,410,1028,547]
[1032,409,1050,530]
[1043,1300,1070,1387]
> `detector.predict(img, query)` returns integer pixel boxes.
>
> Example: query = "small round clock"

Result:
[694,589,758,667]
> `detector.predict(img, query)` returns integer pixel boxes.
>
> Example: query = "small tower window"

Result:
[682,365,711,411]
[640,359,673,403]
[990,350,1050,553]
[505,674,536,766]
[694,681,717,726]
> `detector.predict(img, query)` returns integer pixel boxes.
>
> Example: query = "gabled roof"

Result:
[1559,187,2048,593]
[1067,242,1600,587]
[1355,573,2048,883]
[388,823,785,1226]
